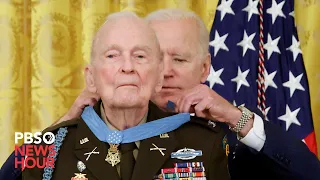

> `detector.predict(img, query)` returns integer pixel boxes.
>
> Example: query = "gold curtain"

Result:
[0,0,319,166]
[295,0,320,157]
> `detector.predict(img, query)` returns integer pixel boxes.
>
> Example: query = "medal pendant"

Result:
[71,173,88,180]
[105,144,121,166]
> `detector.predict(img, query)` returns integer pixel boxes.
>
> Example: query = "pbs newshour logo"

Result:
[14,132,56,170]
[15,132,55,144]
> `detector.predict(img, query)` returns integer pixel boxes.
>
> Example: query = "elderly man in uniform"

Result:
[2,8,320,180]
[19,12,229,180]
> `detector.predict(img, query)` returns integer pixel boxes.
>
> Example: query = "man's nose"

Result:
[163,56,174,78]
[121,56,135,73]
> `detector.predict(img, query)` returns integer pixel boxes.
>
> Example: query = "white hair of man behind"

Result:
[145,9,210,59]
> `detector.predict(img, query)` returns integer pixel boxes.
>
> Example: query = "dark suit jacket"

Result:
[226,108,320,180]
[20,101,229,180]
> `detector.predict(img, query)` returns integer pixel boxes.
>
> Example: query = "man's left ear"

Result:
[200,53,211,83]
[85,65,97,93]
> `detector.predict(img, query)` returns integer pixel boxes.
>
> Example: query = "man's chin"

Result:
[112,99,143,108]
[160,88,180,95]
[114,89,138,98]
[111,92,142,107]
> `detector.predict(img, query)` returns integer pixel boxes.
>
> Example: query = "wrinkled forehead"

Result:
[95,18,160,52]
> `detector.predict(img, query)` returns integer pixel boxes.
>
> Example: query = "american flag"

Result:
[207,0,317,155]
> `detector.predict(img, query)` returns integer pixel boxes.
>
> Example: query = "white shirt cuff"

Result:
[239,113,266,151]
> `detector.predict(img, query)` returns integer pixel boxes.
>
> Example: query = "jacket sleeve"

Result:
[227,108,320,180]
[0,145,23,180]
[261,119,320,179]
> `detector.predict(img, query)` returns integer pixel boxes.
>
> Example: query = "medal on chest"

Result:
[71,161,88,180]
[105,144,121,166]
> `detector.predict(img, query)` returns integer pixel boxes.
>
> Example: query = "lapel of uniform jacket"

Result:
[73,103,120,180]
[131,102,178,180]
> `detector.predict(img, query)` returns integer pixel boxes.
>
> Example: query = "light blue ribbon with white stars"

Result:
[81,106,190,144]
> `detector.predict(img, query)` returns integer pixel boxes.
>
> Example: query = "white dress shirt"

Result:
[239,113,266,151]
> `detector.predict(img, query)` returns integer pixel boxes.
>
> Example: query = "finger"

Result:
[88,98,98,106]
[180,94,201,113]
[182,85,213,113]
[177,87,201,112]
[179,86,206,113]
[77,99,92,110]
[78,102,87,110]
[87,92,100,101]
[83,98,98,107]
[81,87,100,99]
[93,94,100,101]
[194,97,214,120]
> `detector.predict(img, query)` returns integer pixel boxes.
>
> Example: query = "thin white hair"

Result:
[90,11,140,62]
[145,9,209,59]
[104,11,139,23]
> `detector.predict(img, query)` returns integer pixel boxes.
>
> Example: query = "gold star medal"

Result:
[71,173,88,180]
[105,144,121,166]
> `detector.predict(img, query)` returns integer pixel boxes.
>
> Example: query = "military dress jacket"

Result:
[22,101,230,180]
